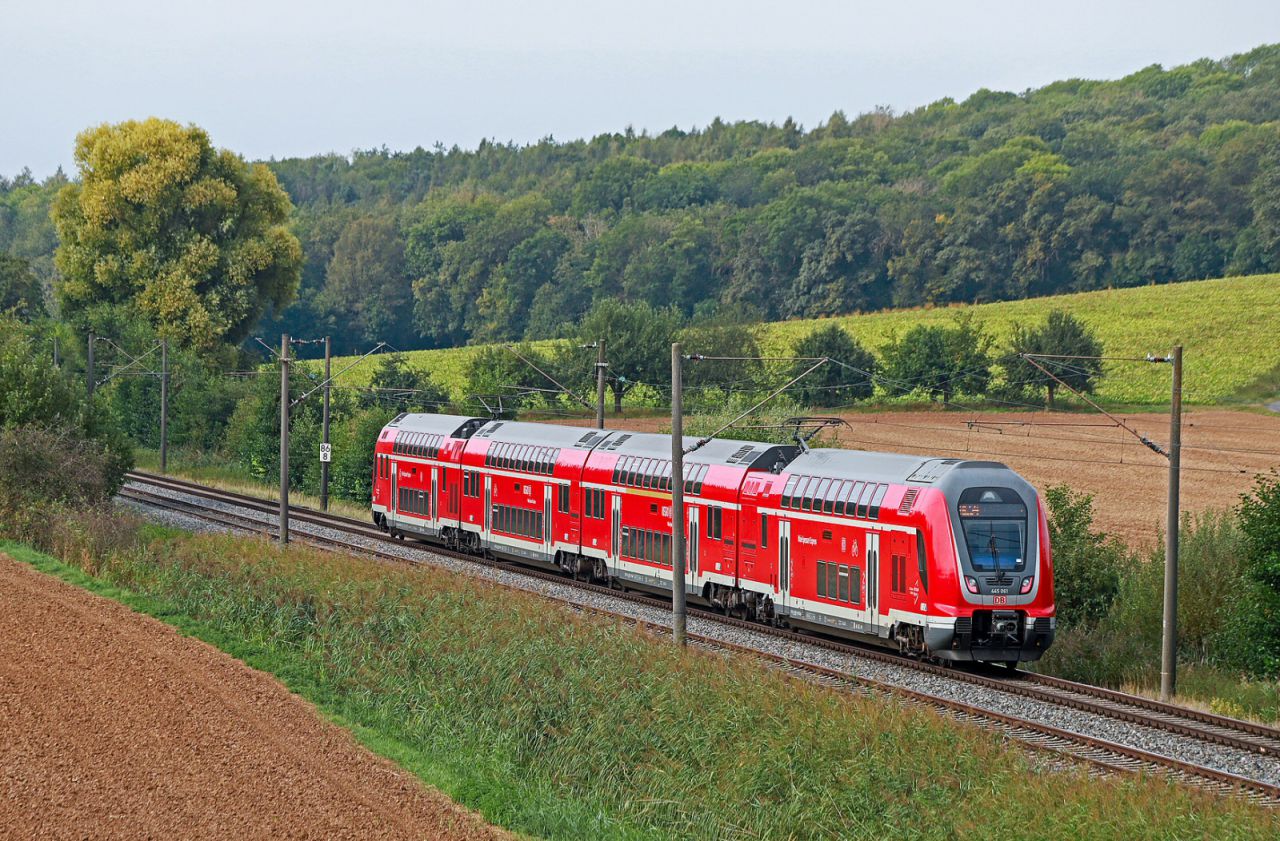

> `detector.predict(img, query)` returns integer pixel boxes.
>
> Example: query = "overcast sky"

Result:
[5,1,1280,177]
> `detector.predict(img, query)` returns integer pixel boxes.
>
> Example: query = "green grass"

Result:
[4,524,1279,840]
[313,274,1280,407]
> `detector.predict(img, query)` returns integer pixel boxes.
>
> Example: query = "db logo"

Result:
[993,595,1007,605]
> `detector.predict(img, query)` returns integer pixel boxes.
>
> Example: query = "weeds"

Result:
[3,512,1278,839]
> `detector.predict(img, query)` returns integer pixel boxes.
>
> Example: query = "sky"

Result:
[5,0,1280,177]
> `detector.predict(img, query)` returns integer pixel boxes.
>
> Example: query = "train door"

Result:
[430,467,438,529]
[544,485,553,554]
[866,532,882,634]
[687,507,700,585]
[484,474,492,540]
[390,459,399,520]
[778,519,792,613]
[611,493,621,565]
[739,503,758,582]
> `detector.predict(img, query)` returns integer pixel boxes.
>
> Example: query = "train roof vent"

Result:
[727,444,755,464]
[388,412,407,427]
[604,433,632,451]
[898,487,920,515]
[906,459,961,484]
[475,422,505,438]
[575,431,608,449]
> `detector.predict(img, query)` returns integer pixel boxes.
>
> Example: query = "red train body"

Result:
[371,414,1056,663]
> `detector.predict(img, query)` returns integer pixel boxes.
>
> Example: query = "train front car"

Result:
[913,459,1056,664]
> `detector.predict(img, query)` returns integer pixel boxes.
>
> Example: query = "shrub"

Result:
[880,314,992,401]
[1043,484,1129,628]
[789,324,877,407]
[1234,471,1280,677]
[0,426,128,511]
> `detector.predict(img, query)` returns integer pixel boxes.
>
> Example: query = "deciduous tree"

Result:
[52,119,302,348]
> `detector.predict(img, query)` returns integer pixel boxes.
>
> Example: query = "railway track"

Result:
[120,470,1280,806]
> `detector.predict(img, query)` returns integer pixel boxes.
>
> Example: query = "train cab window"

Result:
[781,475,799,508]
[870,484,888,519]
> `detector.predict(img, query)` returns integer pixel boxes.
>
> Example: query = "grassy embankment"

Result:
[3,523,1278,840]
[317,273,1280,408]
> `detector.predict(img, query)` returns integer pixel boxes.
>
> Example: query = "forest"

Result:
[4,43,1280,354]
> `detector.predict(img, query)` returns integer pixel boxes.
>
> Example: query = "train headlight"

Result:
[1020,576,1034,594]
[964,576,979,594]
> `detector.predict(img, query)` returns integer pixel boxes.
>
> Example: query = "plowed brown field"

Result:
[0,554,510,841]
[565,408,1280,546]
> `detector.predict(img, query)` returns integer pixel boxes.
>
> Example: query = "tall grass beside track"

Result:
[3,520,1278,839]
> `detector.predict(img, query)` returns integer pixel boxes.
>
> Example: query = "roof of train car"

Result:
[382,413,487,439]
[470,420,619,449]
[787,448,1009,486]
[595,430,799,472]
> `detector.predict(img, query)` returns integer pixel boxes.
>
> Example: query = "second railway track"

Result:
[120,469,1280,806]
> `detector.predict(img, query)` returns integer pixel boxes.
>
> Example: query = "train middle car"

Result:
[372,413,1056,664]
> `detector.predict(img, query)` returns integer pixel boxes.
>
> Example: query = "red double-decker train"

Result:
[371,413,1055,664]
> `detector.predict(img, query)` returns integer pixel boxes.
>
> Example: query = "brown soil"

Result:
[0,554,511,841]
[563,408,1280,547]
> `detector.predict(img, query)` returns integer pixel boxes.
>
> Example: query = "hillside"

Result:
[6,44,1280,355]
[320,273,1280,407]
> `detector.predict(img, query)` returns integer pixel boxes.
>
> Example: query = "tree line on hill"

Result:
[4,44,1280,354]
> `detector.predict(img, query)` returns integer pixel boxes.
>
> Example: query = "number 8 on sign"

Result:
[319,443,332,463]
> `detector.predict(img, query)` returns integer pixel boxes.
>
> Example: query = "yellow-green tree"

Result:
[52,119,302,347]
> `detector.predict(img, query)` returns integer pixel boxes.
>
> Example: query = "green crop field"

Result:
[316,273,1280,407]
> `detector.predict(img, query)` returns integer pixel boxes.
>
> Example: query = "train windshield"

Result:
[957,487,1027,574]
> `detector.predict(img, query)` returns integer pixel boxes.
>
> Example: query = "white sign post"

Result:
[319,443,332,463]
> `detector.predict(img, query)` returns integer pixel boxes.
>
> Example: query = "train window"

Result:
[794,477,813,510]
[558,484,570,513]
[817,561,827,597]
[662,533,672,566]
[827,563,839,602]
[705,506,723,540]
[823,480,841,514]
[841,481,860,516]
[838,565,850,602]
[850,566,862,604]
[870,484,888,518]
[813,478,832,512]
[760,513,769,549]
[781,475,799,508]
[856,482,876,518]
[836,481,854,515]
[628,528,636,558]
[694,465,708,495]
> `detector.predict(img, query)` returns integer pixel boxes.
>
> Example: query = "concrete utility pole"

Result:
[279,334,290,545]
[595,339,607,430]
[320,336,332,511]
[1160,345,1184,701]
[671,342,686,647]
[86,332,95,398]
[159,339,169,473]
[53,336,59,368]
